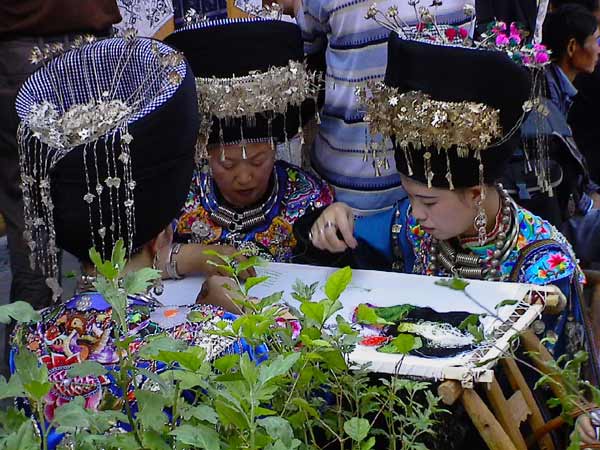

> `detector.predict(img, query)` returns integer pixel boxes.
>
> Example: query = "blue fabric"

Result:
[354,208,394,260]
[546,63,578,117]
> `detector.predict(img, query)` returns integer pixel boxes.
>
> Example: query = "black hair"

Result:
[551,0,600,13]
[543,4,599,60]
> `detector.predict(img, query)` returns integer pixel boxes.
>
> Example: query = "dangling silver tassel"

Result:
[219,120,226,162]
[240,122,247,159]
[152,252,164,296]
[404,147,413,176]
[424,151,433,188]
[445,151,454,190]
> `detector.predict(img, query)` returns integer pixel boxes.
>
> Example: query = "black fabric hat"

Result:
[165,18,317,147]
[384,35,531,188]
[16,37,199,279]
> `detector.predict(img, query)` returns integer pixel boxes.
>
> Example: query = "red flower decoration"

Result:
[360,336,389,347]
[548,253,568,269]
[458,27,469,39]
[444,28,458,41]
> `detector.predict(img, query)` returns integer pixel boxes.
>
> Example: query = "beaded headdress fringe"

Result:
[16,32,186,300]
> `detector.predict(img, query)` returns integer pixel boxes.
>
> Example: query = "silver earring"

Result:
[152,252,164,296]
[474,199,488,246]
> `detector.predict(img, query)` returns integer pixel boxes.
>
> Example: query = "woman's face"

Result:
[401,175,478,241]
[570,27,600,74]
[208,142,275,208]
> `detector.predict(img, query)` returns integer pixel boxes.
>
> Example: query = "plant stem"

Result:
[37,402,48,450]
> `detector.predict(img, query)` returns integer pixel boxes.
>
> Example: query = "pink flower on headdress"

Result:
[535,51,550,64]
[523,55,533,65]
[509,22,520,36]
[495,34,510,47]
[533,43,547,52]
[458,27,469,39]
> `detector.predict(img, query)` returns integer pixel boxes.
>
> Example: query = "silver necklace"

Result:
[428,185,519,281]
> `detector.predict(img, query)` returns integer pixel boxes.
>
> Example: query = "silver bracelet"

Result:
[165,243,184,279]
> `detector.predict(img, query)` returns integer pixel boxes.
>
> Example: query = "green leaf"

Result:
[141,430,172,450]
[239,353,259,385]
[379,334,422,354]
[300,302,325,325]
[215,399,249,429]
[259,353,301,384]
[183,405,219,424]
[0,420,39,450]
[324,266,352,301]
[52,397,91,432]
[111,239,127,273]
[458,314,480,332]
[136,390,168,431]
[213,354,240,373]
[23,380,52,401]
[0,376,25,400]
[496,299,518,309]
[89,247,118,280]
[170,424,221,450]
[0,302,41,325]
[67,361,107,378]
[355,304,393,326]
[156,346,206,372]
[258,416,295,447]
[435,277,470,291]
[344,417,370,442]
[361,436,377,450]
[138,335,188,359]
[202,249,231,263]
[373,304,415,323]
[236,256,266,275]
[245,276,269,293]
[123,267,161,295]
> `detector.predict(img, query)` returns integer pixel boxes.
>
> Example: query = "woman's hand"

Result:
[309,202,357,253]
[574,414,600,448]
[159,244,256,281]
[196,275,244,314]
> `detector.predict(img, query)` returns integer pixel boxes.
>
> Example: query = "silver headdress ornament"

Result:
[16,30,186,300]
[195,59,321,162]
[361,1,554,193]
[361,1,476,175]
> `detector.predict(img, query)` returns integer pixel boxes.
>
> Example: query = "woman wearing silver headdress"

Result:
[159,17,333,310]
[10,35,264,449]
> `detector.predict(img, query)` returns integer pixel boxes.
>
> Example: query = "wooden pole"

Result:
[501,358,555,450]
[485,377,528,450]
[461,387,519,450]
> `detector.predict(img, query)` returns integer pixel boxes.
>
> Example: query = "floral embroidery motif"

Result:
[405,204,581,285]
[13,295,238,423]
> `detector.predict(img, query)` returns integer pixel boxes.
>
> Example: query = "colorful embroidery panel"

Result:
[11,292,253,424]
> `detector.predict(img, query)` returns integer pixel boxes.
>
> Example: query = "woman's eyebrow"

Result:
[415,194,438,199]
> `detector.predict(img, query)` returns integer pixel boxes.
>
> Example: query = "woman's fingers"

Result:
[196,276,243,314]
[309,203,356,252]
[577,415,599,445]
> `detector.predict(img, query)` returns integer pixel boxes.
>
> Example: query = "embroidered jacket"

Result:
[353,198,587,358]
[176,160,334,262]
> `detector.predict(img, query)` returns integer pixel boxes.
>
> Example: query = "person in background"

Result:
[541,5,600,268]
[0,0,121,378]
[278,0,473,215]
[555,0,600,185]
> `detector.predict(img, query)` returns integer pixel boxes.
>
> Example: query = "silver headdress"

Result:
[16,33,186,300]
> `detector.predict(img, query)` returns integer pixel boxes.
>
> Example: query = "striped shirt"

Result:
[297,0,473,213]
